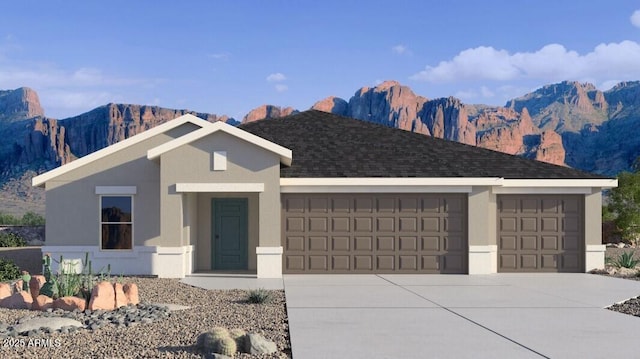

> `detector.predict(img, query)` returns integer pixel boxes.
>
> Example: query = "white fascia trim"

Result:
[256,246,283,255]
[501,179,618,188]
[147,121,293,166]
[32,114,212,187]
[95,186,137,195]
[281,185,473,193]
[492,187,593,194]
[468,245,498,253]
[586,244,606,252]
[175,183,265,193]
[280,177,503,187]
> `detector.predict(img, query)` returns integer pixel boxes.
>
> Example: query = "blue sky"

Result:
[1,1,639,119]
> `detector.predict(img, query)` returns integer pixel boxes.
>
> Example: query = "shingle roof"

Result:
[238,110,607,179]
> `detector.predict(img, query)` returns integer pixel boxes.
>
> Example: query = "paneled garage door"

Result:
[282,194,468,273]
[497,195,584,272]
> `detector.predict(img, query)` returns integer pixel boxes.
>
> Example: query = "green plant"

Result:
[608,170,640,246]
[610,251,640,269]
[0,213,20,225]
[0,258,21,281]
[40,254,58,298]
[0,232,27,247]
[55,259,83,297]
[247,288,272,304]
[20,271,30,291]
[20,212,45,226]
[216,336,237,356]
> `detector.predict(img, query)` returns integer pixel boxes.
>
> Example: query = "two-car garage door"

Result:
[282,194,468,274]
[282,193,585,274]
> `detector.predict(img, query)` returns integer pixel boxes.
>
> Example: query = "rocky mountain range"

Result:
[1,80,639,215]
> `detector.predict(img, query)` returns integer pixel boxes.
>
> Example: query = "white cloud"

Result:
[274,84,288,92]
[266,72,286,82]
[480,86,494,98]
[392,44,411,55]
[208,52,230,60]
[41,89,117,111]
[410,41,640,84]
[631,10,640,28]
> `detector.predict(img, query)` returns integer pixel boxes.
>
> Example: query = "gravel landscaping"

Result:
[0,277,291,358]
[599,247,640,319]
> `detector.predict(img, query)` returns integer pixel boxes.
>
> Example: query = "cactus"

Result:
[216,336,237,356]
[39,253,58,298]
[229,328,246,348]
[196,328,230,353]
[21,271,31,292]
[210,327,229,340]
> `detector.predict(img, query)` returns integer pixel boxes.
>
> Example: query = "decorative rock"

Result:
[123,283,139,305]
[244,333,277,354]
[2,291,33,309]
[205,354,232,359]
[13,316,83,334]
[13,280,24,293]
[53,296,87,312]
[152,302,190,311]
[89,281,116,310]
[29,275,46,301]
[114,283,128,308]
[32,294,54,311]
[0,283,11,301]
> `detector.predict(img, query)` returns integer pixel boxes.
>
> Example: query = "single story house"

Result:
[32,110,617,278]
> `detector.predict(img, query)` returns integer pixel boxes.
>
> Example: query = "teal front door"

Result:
[212,198,248,270]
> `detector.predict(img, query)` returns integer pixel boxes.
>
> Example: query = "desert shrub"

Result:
[20,212,45,225]
[0,213,20,225]
[0,211,45,225]
[0,232,27,247]
[246,288,273,304]
[0,258,21,281]
[610,251,640,269]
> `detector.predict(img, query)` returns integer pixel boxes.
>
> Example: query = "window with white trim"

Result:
[100,196,133,250]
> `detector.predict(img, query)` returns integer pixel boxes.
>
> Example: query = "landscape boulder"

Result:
[32,294,54,311]
[123,283,139,305]
[53,296,87,312]
[89,281,116,310]
[29,275,46,301]
[244,333,277,354]
[2,291,33,309]
[0,283,11,301]
[114,283,128,308]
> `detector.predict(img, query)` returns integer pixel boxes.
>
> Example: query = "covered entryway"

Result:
[282,194,468,273]
[497,194,584,272]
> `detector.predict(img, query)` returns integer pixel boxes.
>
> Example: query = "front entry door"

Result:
[212,198,248,270]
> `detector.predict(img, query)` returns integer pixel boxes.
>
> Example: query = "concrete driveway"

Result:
[284,274,640,359]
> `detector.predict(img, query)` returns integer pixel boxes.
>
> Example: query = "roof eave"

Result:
[32,114,211,187]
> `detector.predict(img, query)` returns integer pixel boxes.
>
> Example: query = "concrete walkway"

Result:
[284,274,640,359]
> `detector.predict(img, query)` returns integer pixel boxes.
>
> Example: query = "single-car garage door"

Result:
[282,194,468,273]
[497,194,583,272]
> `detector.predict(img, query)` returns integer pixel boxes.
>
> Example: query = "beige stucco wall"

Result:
[584,188,603,246]
[467,187,497,246]
[158,131,282,268]
[195,192,259,271]
[44,123,200,247]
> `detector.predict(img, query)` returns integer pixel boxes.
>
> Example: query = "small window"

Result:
[100,196,133,250]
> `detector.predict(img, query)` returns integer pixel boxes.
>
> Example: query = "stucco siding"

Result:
[44,123,200,247]
[584,189,603,246]
[468,187,497,247]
